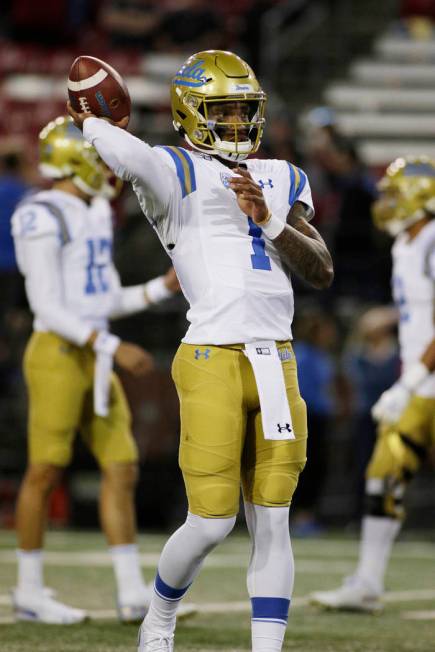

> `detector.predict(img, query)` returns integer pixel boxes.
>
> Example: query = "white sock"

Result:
[17,549,43,593]
[144,512,235,634]
[355,515,402,594]
[251,621,288,652]
[245,503,293,652]
[110,544,146,600]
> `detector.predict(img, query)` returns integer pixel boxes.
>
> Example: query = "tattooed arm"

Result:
[273,201,334,289]
[229,167,334,289]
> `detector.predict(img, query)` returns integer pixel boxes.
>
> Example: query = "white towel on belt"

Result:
[94,351,115,417]
[245,341,294,440]
[93,332,121,417]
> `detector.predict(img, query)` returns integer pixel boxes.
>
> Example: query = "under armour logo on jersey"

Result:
[256,347,271,355]
[277,423,292,433]
[194,348,211,360]
[258,178,274,189]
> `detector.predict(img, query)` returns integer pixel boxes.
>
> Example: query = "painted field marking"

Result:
[1,589,435,624]
[401,610,435,620]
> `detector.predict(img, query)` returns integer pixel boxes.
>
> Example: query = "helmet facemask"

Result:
[180,95,265,162]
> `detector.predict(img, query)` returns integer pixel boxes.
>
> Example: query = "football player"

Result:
[310,156,435,613]
[11,116,181,624]
[68,50,333,651]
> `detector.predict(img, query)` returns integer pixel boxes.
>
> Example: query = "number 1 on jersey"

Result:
[248,217,271,271]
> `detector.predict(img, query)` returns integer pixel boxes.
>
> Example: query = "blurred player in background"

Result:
[11,116,180,625]
[69,49,333,652]
[310,156,435,612]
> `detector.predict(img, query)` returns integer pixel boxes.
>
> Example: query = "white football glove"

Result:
[371,361,429,424]
[371,382,410,424]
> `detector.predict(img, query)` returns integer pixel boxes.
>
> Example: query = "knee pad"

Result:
[365,428,427,520]
[245,503,290,548]
[364,476,405,520]
[185,512,236,552]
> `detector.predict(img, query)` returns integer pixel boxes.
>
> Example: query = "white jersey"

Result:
[83,118,313,345]
[12,189,147,345]
[392,219,435,397]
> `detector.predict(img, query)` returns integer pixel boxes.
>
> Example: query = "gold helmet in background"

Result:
[39,116,118,198]
[171,50,267,162]
[372,156,435,237]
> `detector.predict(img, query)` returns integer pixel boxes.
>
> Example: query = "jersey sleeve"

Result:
[83,117,178,211]
[11,202,62,241]
[17,236,93,345]
[286,163,314,220]
[107,267,150,319]
[423,239,435,280]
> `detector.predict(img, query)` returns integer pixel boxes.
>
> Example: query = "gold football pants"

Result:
[24,332,138,468]
[172,342,308,518]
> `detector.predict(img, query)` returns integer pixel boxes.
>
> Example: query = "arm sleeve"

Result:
[20,236,93,345]
[108,269,176,320]
[82,117,176,215]
[424,241,435,280]
[107,267,150,319]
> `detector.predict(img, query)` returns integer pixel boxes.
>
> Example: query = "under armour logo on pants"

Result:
[277,423,292,433]
[194,348,211,360]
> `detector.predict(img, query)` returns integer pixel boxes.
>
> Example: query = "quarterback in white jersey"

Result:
[311,156,435,614]
[69,50,333,652]
[11,116,181,625]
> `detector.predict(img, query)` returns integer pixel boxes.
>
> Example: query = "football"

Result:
[67,55,131,124]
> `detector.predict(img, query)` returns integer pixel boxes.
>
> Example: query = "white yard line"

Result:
[0,550,353,573]
[401,610,435,620]
[1,589,435,624]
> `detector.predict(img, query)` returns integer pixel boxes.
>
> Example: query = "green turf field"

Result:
[0,530,434,651]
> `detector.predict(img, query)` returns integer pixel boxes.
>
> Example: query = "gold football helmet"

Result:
[39,115,109,197]
[171,50,267,162]
[372,156,435,237]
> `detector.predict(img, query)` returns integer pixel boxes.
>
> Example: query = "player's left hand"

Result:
[371,381,410,424]
[163,267,181,293]
[114,342,154,377]
[229,167,269,224]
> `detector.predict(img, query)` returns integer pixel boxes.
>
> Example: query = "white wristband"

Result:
[144,276,173,304]
[258,213,285,240]
[401,361,429,392]
[93,331,121,356]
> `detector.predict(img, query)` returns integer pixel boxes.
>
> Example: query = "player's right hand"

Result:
[67,100,129,131]
[163,267,181,293]
[114,342,154,376]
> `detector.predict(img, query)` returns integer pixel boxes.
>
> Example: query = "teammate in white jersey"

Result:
[68,50,333,651]
[11,116,181,625]
[310,156,435,613]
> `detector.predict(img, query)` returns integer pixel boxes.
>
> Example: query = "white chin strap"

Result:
[214,143,251,162]
[184,133,253,162]
[39,163,100,197]
[72,175,100,197]
[385,210,425,237]
[212,133,252,162]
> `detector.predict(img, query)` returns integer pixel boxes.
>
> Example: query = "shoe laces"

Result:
[139,631,174,651]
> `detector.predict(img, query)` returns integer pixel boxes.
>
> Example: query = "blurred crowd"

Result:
[0,0,285,64]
